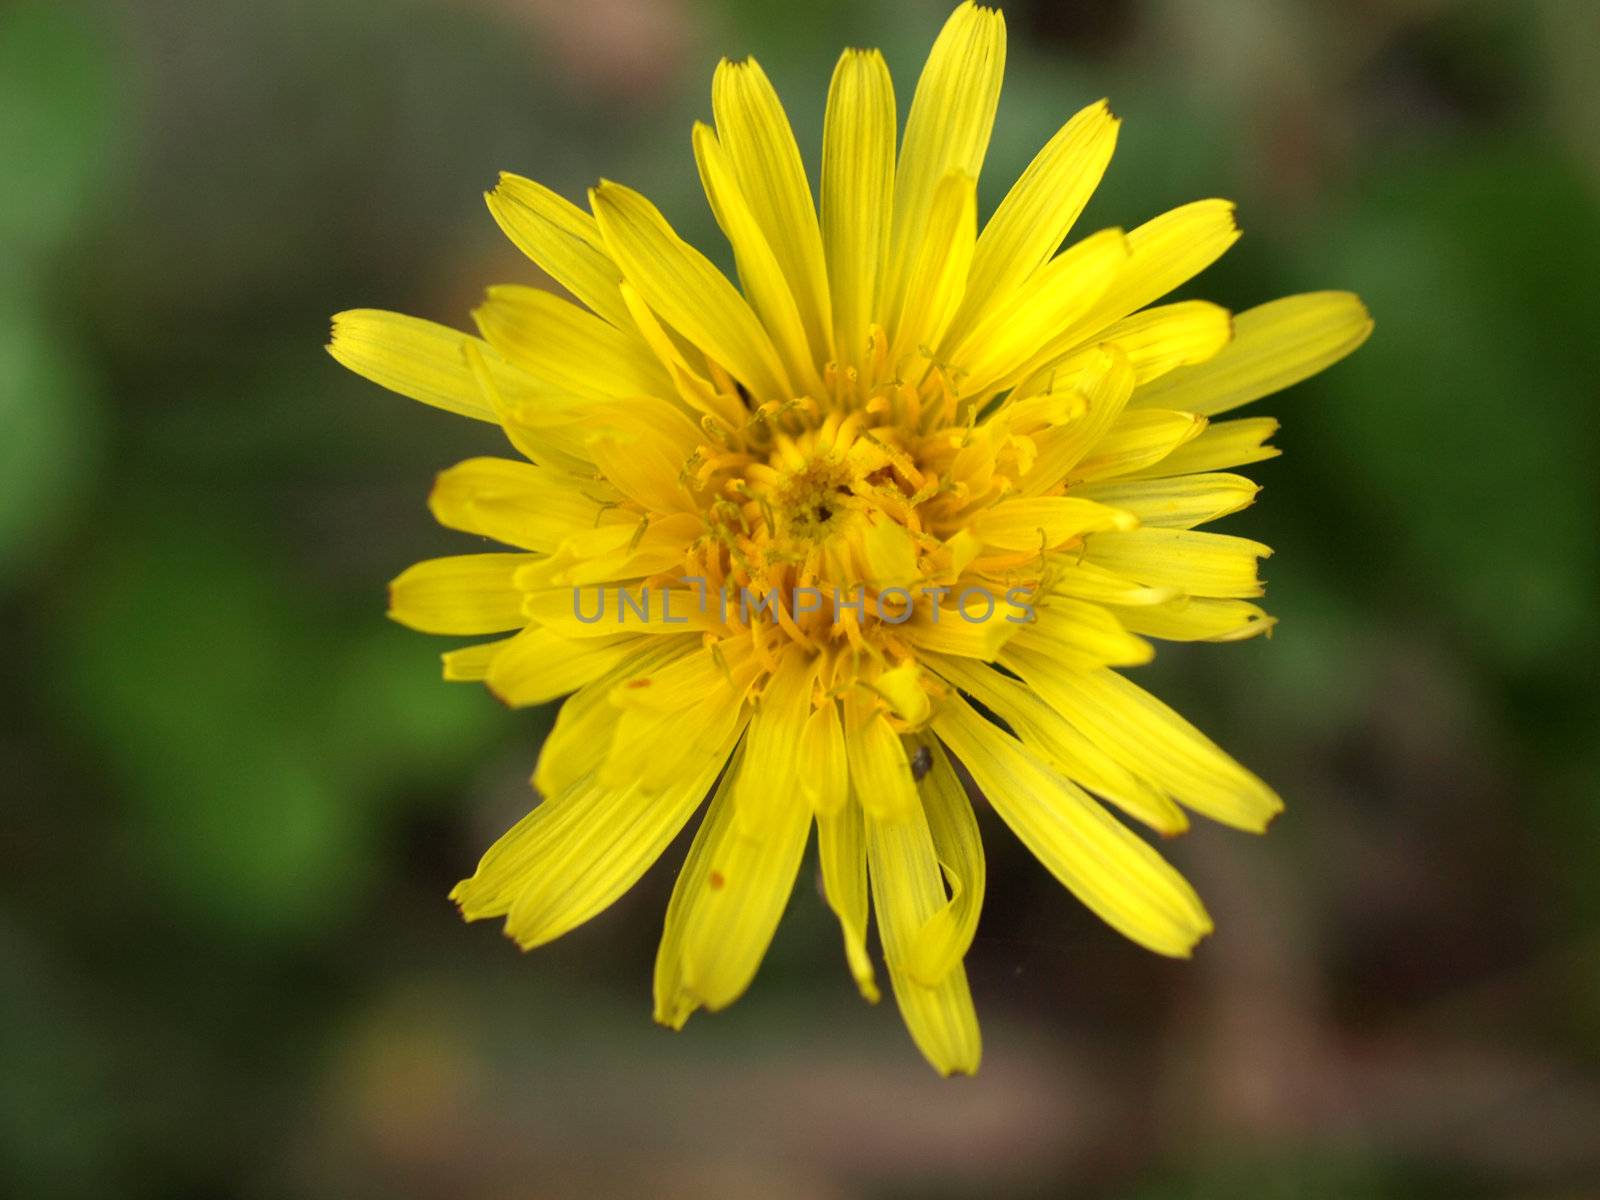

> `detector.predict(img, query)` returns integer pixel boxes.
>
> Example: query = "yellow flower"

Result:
[328,2,1370,1075]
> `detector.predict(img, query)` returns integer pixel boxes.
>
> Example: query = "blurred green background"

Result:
[4,0,1599,1195]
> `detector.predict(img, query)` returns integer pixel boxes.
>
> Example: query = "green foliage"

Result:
[1311,142,1600,675]
[50,509,503,943]
[0,1,119,261]
[0,297,105,584]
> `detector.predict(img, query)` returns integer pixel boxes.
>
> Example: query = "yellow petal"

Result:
[1132,291,1372,416]
[929,654,1185,834]
[973,495,1138,551]
[450,801,563,922]
[676,787,812,1013]
[948,227,1129,397]
[858,514,921,588]
[486,627,646,708]
[799,698,849,815]
[459,341,597,473]
[472,284,671,401]
[590,180,791,401]
[613,280,747,432]
[1098,300,1233,386]
[999,654,1282,832]
[1083,198,1240,330]
[887,171,976,369]
[387,553,534,635]
[997,385,1088,435]
[864,799,982,1076]
[1010,595,1154,668]
[947,99,1120,348]
[882,1,1006,329]
[522,585,717,638]
[1083,527,1271,598]
[693,122,824,398]
[440,638,511,682]
[843,698,918,822]
[534,638,701,797]
[654,743,814,1020]
[712,57,834,367]
[451,735,736,949]
[874,661,931,726]
[521,513,702,589]
[1113,597,1276,642]
[821,49,895,369]
[600,643,760,791]
[933,695,1213,957]
[817,794,880,1001]
[1018,344,1136,495]
[904,738,985,986]
[652,758,739,1030]
[1042,558,1176,607]
[608,639,760,713]
[898,596,1020,660]
[328,309,495,422]
[1069,408,1207,482]
[429,456,626,552]
[1073,472,1260,530]
[734,648,817,833]
[585,404,700,515]
[1120,416,1281,479]
[485,172,632,329]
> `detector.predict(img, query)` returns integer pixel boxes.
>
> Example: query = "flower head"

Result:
[329,2,1370,1074]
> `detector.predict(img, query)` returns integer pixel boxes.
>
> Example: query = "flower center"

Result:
[772,453,855,543]
[660,333,1051,669]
